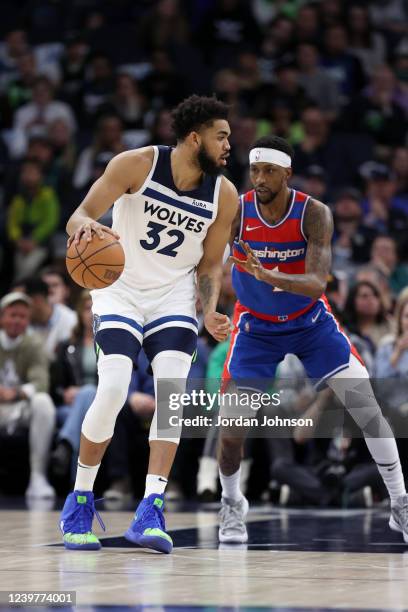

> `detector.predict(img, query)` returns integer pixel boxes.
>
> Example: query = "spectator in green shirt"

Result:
[7,159,59,282]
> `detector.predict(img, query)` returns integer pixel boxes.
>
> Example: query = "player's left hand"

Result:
[204,311,231,342]
[230,240,266,281]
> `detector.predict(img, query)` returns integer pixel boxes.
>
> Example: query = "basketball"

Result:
[66,233,125,289]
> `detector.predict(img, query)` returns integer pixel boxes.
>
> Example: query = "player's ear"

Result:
[285,167,293,180]
[188,131,201,149]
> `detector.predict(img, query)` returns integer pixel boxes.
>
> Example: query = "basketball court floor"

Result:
[1,501,408,611]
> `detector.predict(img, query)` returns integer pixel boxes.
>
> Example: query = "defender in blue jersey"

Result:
[217,135,408,546]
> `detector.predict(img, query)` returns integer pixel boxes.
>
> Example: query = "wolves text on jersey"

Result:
[144,201,205,233]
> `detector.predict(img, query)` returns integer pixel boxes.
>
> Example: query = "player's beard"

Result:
[257,191,279,204]
[197,143,223,176]
[256,189,281,205]
[256,179,285,205]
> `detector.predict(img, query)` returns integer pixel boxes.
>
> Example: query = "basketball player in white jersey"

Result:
[60,95,238,553]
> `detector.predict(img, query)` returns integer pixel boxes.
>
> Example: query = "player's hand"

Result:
[67,219,120,248]
[230,240,266,281]
[204,311,231,342]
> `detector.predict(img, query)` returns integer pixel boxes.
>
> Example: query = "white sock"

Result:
[144,474,168,497]
[74,461,100,492]
[219,468,243,502]
[365,437,406,505]
[240,458,252,495]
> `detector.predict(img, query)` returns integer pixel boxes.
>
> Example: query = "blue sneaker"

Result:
[124,493,173,553]
[60,490,105,550]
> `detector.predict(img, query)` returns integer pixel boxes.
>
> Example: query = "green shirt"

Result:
[7,186,60,243]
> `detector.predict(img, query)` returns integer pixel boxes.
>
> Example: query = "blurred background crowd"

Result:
[0,0,407,508]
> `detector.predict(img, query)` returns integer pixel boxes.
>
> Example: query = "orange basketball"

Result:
[66,233,125,289]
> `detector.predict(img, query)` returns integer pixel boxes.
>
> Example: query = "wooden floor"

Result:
[1,502,408,611]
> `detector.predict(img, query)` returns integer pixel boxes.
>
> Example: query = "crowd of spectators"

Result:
[0,0,407,506]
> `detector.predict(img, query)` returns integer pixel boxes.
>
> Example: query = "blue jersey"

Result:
[224,189,364,389]
[232,188,317,322]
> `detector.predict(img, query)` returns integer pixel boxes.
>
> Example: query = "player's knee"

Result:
[362,411,393,438]
[97,355,132,407]
[345,383,382,430]
[83,382,128,442]
[82,356,132,443]
[82,402,117,443]
[152,350,192,380]
[96,378,128,409]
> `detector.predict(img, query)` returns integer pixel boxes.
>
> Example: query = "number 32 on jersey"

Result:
[140,221,185,258]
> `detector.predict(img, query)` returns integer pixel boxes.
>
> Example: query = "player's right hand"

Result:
[204,311,232,342]
[67,219,120,247]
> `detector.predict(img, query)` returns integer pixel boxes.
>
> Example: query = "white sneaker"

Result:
[25,473,55,499]
[218,496,249,543]
[389,494,408,543]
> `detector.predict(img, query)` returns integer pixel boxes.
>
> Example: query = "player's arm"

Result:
[66,148,154,246]
[229,198,241,246]
[231,199,333,299]
[197,177,239,341]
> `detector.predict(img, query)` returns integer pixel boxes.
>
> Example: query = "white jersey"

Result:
[110,145,221,293]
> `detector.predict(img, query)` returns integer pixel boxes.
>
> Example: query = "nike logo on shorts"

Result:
[312,309,321,323]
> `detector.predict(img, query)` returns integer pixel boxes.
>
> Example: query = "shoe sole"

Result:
[218,530,248,543]
[389,516,408,543]
[123,528,173,554]
[63,541,101,550]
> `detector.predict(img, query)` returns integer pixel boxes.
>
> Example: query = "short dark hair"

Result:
[171,95,229,141]
[251,135,294,161]
[24,278,49,298]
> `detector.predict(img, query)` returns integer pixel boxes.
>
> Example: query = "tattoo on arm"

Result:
[264,199,333,298]
[198,274,214,313]
[303,199,333,284]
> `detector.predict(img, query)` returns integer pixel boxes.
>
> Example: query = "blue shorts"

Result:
[223,299,363,390]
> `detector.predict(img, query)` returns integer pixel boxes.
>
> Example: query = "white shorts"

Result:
[91,273,198,365]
